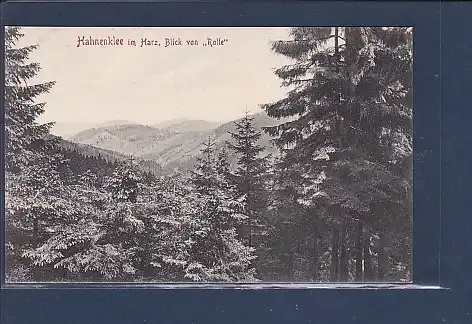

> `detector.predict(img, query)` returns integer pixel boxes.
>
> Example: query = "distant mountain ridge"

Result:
[51,120,137,139]
[68,113,286,174]
[70,123,177,156]
[50,121,97,139]
[155,120,220,133]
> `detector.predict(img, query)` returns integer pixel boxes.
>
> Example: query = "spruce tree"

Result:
[185,138,256,282]
[21,168,113,281]
[263,27,413,282]
[95,159,145,280]
[4,27,63,281]
[226,112,269,247]
[4,27,55,172]
[105,159,141,203]
[34,160,144,282]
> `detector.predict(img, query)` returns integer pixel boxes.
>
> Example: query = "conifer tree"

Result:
[263,27,413,281]
[28,162,178,282]
[105,159,141,203]
[21,168,114,281]
[227,112,269,247]
[91,159,145,280]
[184,138,256,282]
[135,175,196,282]
[4,27,63,281]
[30,160,144,282]
[4,27,56,172]
[263,155,326,281]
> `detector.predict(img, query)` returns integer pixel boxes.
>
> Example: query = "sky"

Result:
[17,27,293,126]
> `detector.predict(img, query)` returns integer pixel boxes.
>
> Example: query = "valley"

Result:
[63,112,282,174]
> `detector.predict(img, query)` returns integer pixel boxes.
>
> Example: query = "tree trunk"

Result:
[248,202,252,247]
[141,238,152,279]
[334,27,339,59]
[284,222,295,282]
[330,226,340,281]
[333,27,344,147]
[32,217,40,281]
[339,219,349,281]
[287,250,294,282]
[355,221,363,281]
[33,218,39,247]
[311,226,319,281]
[363,233,373,281]
[378,231,388,281]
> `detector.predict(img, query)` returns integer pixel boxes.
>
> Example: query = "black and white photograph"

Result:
[4,26,413,283]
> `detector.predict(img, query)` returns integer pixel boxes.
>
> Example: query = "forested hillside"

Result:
[55,135,163,177]
[4,27,412,283]
[68,113,282,175]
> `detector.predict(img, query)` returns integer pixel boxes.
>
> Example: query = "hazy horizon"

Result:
[48,112,268,138]
[50,113,259,126]
[16,27,293,129]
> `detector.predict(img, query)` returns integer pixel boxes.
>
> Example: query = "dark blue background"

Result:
[1,1,471,323]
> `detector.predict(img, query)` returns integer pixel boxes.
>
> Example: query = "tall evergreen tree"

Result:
[93,159,145,280]
[263,27,413,282]
[227,112,269,247]
[4,27,63,281]
[134,175,194,282]
[4,27,55,172]
[184,138,256,282]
